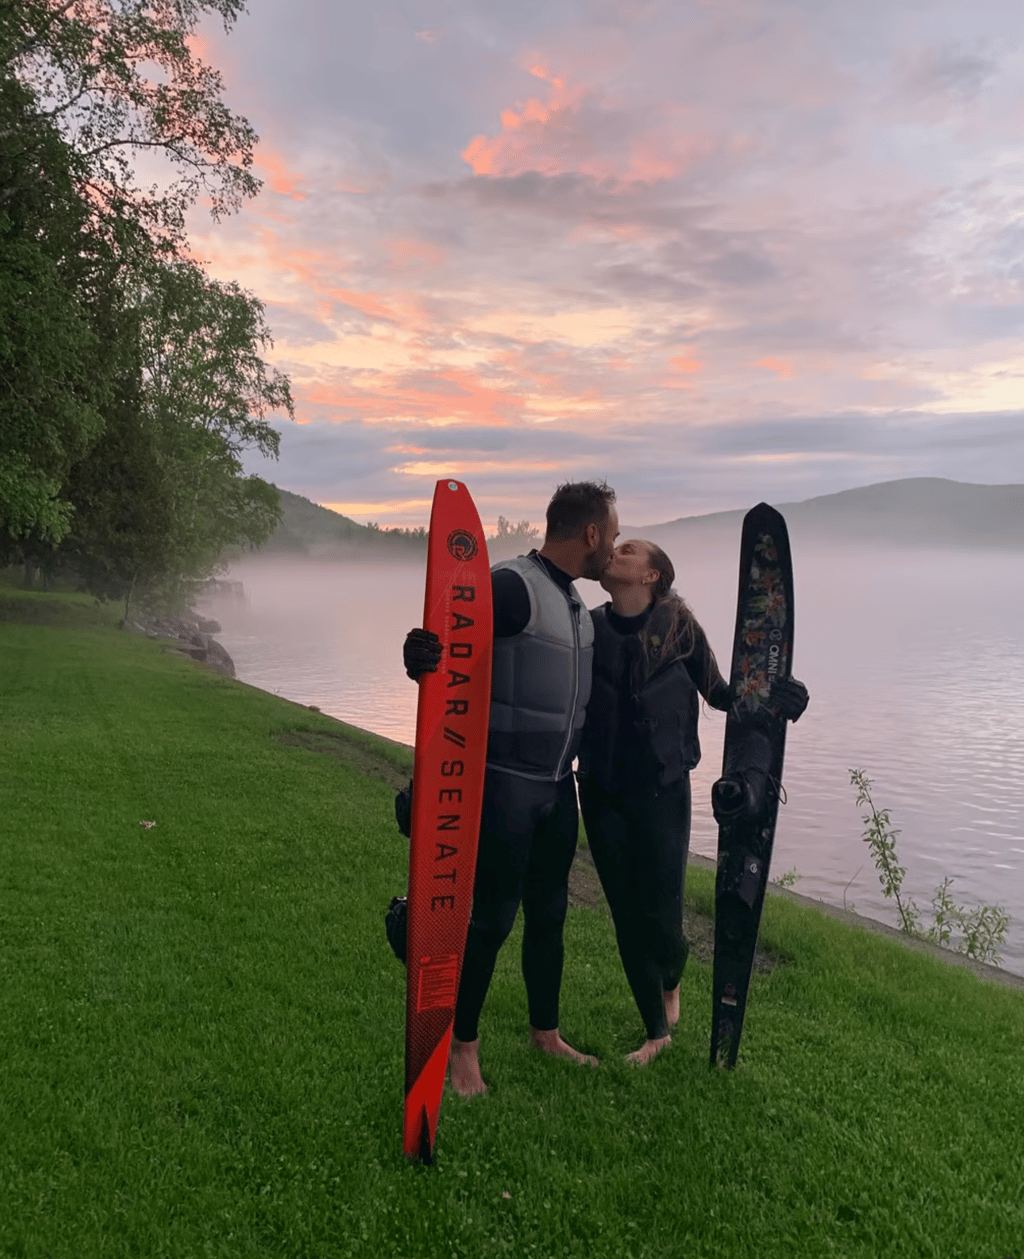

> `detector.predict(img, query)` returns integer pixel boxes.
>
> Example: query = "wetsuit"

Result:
[577,600,730,1041]
[452,552,593,1043]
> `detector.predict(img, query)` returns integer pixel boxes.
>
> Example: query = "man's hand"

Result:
[773,676,809,723]
[384,896,407,965]
[403,627,442,681]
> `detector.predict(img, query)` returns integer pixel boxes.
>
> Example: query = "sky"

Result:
[187,0,1024,529]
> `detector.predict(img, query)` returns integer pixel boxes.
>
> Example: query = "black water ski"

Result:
[710,503,795,1069]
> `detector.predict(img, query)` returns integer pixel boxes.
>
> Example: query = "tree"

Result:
[2,0,259,243]
[0,74,105,544]
[58,362,175,607]
[57,257,293,611]
[0,0,292,604]
[137,258,291,464]
[488,515,541,559]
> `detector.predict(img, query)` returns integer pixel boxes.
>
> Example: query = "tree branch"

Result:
[6,0,80,69]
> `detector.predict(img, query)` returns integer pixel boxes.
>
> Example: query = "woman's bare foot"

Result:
[663,984,681,1027]
[449,1037,488,1097]
[529,1027,599,1067]
[626,1035,672,1066]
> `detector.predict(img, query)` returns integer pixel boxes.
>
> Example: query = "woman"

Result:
[577,540,807,1065]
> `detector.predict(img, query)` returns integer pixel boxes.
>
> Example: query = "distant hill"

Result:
[251,478,1023,562]
[250,491,542,561]
[628,479,1024,553]
[255,489,425,558]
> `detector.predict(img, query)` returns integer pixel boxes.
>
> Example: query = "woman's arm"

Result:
[683,622,810,721]
[684,622,731,710]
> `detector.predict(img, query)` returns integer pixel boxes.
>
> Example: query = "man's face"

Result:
[580,504,620,580]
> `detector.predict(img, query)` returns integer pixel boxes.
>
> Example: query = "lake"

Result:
[201,546,1024,976]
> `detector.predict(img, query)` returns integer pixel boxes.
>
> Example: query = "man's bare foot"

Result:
[529,1027,599,1067]
[663,984,680,1027]
[626,1035,672,1066]
[449,1036,488,1097]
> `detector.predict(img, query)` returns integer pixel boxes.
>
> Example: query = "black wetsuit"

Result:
[452,554,584,1043]
[578,602,730,1041]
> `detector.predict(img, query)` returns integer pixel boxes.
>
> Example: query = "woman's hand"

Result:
[773,676,809,722]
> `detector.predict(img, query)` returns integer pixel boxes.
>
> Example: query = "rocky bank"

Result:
[121,608,236,678]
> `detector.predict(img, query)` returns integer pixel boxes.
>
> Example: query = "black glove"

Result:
[385,896,407,965]
[773,676,809,723]
[395,779,413,838]
[403,628,442,681]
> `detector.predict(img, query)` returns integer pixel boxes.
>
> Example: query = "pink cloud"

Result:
[459,63,712,185]
[757,357,795,379]
[252,149,307,201]
[385,237,446,271]
[251,230,399,323]
[183,0,1024,526]
[293,364,527,429]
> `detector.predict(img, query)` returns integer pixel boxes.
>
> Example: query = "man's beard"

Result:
[580,552,607,581]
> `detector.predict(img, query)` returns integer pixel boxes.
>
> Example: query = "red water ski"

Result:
[404,480,492,1162]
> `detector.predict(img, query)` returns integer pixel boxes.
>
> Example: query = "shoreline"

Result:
[234,669,1024,991]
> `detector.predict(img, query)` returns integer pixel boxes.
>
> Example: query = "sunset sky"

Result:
[188,0,1024,529]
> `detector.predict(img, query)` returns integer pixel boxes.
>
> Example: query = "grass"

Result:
[1,589,1022,1258]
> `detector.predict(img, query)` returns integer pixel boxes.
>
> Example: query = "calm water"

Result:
[202,548,1024,976]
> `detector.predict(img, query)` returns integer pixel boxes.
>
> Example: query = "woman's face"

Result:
[599,539,659,592]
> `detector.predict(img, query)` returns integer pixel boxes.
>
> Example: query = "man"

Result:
[404,480,618,1096]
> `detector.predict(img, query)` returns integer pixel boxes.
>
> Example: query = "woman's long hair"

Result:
[639,541,722,692]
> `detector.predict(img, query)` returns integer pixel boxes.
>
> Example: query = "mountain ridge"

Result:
[258,477,1024,557]
[627,477,1024,551]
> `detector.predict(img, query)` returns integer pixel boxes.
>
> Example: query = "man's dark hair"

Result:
[545,480,616,541]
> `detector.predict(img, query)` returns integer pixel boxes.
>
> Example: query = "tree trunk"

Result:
[124,570,137,621]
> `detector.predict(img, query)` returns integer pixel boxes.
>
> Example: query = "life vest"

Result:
[579,601,704,789]
[487,554,594,781]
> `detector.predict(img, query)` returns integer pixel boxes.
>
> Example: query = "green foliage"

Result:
[0,79,106,542]
[56,363,177,608]
[0,453,74,545]
[364,521,428,543]
[0,223,103,523]
[249,488,371,557]
[849,768,1009,965]
[4,0,259,240]
[849,767,920,935]
[488,514,541,559]
[771,867,801,889]
[1,3,291,606]
[928,876,1010,964]
[136,259,290,457]
[108,258,292,606]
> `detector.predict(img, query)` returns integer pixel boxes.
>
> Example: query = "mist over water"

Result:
[204,546,1024,976]
[205,557,424,744]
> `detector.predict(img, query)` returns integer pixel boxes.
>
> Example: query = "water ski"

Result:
[403,480,492,1161]
[710,502,795,1069]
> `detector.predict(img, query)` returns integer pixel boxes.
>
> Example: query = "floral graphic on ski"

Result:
[732,532,789,715]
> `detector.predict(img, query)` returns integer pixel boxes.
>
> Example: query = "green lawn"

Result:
[1,590,1022,1258]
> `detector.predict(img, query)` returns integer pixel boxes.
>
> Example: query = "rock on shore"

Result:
[121,608,235,678]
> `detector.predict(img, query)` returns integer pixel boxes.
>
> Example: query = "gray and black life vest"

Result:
[487,554,594,781]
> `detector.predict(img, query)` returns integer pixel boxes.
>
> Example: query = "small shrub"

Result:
[772,867,801,889]
[849,768,1009,966]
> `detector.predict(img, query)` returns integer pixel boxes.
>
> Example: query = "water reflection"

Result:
[204,547,1024,975]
